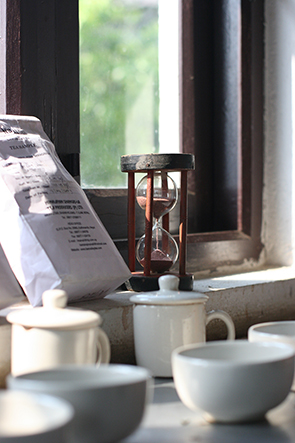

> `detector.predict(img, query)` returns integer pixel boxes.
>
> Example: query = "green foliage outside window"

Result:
[79,0,159,188]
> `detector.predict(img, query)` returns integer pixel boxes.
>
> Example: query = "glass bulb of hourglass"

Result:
[136,172,178,220]
[136,224,179,274]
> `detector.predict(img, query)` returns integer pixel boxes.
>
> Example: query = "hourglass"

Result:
[121,153,195,291]
[136,171,179,273]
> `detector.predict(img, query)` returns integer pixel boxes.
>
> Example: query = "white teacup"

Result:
[248,321,295,389]
[7,289,111,376]
[130,275,235,377]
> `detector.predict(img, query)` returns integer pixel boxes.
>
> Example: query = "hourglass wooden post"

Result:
[121,153,195,291]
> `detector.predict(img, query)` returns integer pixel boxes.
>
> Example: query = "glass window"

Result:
[79,0,159,188]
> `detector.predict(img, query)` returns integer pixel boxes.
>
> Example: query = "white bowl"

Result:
[172,340,295,423]
[248,321,295,389]
[0,390,74,442]
[7,364,152,443]
[248,321,295,345]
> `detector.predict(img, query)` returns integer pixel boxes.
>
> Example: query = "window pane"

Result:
[79,0,159,188]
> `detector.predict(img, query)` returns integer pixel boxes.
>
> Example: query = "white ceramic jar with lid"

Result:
[7,289,111,376]
[130,275,235,377]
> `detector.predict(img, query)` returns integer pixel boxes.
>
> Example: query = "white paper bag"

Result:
[0,244,25,308]
[0,115,130,306]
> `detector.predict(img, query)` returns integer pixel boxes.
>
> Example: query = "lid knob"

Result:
[42,289,68,309]
[158,275,179,292]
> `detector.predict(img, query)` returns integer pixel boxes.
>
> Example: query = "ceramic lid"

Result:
[6,289,100,330]
[129,275,208,305]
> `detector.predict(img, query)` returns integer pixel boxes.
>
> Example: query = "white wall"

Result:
[262,0,295,267]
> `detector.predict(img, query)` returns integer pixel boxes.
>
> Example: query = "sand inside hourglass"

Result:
[136,196,172,220]
[139,249,173,273]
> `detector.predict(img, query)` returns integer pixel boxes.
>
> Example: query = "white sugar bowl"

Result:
[130,275,235,377]
[7,289,111,376]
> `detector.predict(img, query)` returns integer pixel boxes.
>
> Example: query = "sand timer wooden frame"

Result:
[121,153,195,291]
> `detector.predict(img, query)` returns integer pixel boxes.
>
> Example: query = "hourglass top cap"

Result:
[121,153,195,173]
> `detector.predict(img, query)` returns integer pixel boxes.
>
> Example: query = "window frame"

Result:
[179,0,264,274]
[5,0,264,276]
[6,0,80,180]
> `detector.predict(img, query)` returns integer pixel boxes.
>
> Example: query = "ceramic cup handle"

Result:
[206,310,236,340]
[96,328,111,365]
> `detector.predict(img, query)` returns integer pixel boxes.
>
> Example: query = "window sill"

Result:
[2,266,295,364]
[91,266,295,362]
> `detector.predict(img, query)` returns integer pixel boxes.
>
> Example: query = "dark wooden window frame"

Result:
[179,0,264,273]
[5,0,264,275]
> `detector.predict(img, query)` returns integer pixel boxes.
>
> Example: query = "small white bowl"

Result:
[248,321,295,389]
[0,390,74,442]
[172,340,295,423]
[7,364,152,443]
[248,321,295,345]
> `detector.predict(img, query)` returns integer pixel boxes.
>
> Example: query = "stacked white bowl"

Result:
[7,364,152,443]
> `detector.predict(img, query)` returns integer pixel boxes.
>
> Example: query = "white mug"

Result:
[130,275,235,377]
[7,289,111,376]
